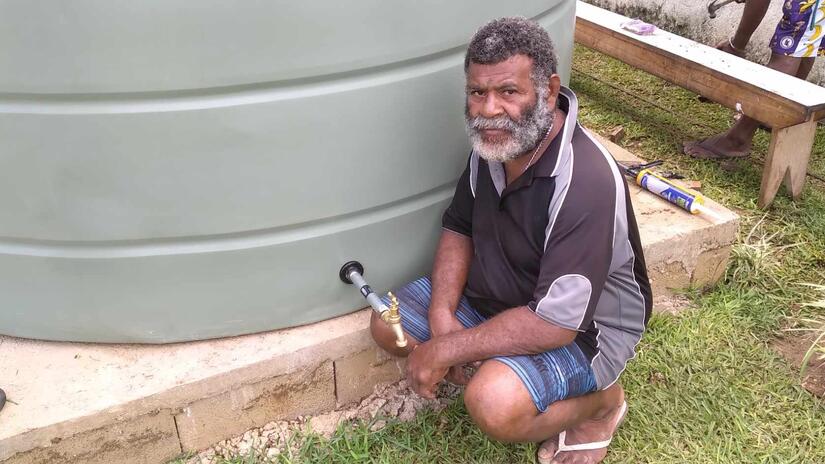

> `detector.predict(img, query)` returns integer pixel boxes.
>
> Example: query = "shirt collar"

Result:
[530,86,578,179]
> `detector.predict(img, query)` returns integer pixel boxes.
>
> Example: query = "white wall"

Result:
[584,0,825,85]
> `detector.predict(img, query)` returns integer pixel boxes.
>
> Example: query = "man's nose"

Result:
[480,93,503,118]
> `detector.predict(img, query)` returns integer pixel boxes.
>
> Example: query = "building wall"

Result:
[584,0,825,85]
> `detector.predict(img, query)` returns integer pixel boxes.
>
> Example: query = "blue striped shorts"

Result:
[381,276,597,412]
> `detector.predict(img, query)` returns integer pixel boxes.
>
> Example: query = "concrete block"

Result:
[692,245,732,289]
[174,361,335,452]
[334,347,405,406]
[595,135,739,304]
[648,260,691,299]
[3,410,180,464]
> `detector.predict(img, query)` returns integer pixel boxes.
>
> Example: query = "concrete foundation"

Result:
[584,0,825,86]
[0,137,738,464]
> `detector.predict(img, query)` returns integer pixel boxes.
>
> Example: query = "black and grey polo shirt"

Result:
[442,86,652,389]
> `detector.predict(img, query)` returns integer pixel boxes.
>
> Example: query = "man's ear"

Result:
[546,74,562,106]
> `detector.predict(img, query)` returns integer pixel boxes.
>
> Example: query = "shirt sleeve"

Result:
[527,181,615,331]
[441,154,475,237]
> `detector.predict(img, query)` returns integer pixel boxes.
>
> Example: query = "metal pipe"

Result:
[339,261,407,348]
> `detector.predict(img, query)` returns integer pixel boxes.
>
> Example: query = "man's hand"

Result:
[429,310,472,385]
[406,341,448,399]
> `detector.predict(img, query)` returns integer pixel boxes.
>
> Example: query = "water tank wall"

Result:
[0,0,576,342]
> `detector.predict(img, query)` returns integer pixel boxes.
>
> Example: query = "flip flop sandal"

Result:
[682,140,749,160]
[536,402,628,464]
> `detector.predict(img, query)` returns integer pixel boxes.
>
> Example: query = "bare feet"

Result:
[549,400,627,464]
[682,133,751,160]
[536,433,560,464]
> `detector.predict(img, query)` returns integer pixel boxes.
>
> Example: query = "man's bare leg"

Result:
[370,311,419,357]
[797,56,816,79]
[464,361,625,464]
[684,53,804,159]
[373,318,626,463]
[699,0,770,101]
[717,0,771,56]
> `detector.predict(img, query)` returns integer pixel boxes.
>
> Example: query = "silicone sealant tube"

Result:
[636,169,704,214]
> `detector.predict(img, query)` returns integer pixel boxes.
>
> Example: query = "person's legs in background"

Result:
[716,0,772,56]
[684,0,821,159]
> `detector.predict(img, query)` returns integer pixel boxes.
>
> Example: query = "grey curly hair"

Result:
[464,17,558,88]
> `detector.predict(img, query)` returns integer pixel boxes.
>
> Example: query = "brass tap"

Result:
[381,292,407,348]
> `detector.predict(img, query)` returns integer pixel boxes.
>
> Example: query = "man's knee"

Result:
[463,360,536,442]
[369,311,414,357]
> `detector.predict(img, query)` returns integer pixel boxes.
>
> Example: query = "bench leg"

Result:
[758,119,816,208]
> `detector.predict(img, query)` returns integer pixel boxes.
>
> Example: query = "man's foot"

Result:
[682,134,750,160]
[546,401,627,464]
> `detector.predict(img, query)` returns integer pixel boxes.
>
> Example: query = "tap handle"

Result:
[384,292,406,347]
[388,292,399,314]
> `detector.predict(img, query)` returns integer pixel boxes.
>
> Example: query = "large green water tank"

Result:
[0,0,576,342]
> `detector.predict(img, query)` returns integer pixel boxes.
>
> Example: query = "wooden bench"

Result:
[575,1,825,208]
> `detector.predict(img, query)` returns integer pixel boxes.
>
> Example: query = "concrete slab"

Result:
[0,136,738,463]
[4,410,181,464]
[174,361,335,452]
[334,348,406,407]
[0,311,378,462]
[595,135,739,299]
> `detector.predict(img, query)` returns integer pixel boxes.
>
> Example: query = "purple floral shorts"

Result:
[771,0,825,57]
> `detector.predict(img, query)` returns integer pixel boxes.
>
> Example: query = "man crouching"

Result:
[370,17,652,464]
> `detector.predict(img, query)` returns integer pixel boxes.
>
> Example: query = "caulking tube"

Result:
[636,169,718,219]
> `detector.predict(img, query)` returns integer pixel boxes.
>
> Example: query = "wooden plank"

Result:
[575,1,825,128]
[576,2,825,108]
[812,107,825,123]
[758,120,817,208]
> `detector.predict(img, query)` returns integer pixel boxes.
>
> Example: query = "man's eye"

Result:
[502,89,517,95]
[469,90,484,97]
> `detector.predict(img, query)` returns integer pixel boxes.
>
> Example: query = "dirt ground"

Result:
[772,334,825,398]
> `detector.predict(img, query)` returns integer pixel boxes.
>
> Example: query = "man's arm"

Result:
[434,306,575,362]
[408,306,575,398]
[431,153,475,345]
[426,229,475,385]
[428,229,473,332]
[731,0,770,51]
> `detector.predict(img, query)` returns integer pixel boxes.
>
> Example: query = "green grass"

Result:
[172,46,825,463]
[794,285,825,375]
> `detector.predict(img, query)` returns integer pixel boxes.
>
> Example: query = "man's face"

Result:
[465,54,554,163]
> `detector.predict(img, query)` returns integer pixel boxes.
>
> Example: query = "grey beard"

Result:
[465,93,554,163]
